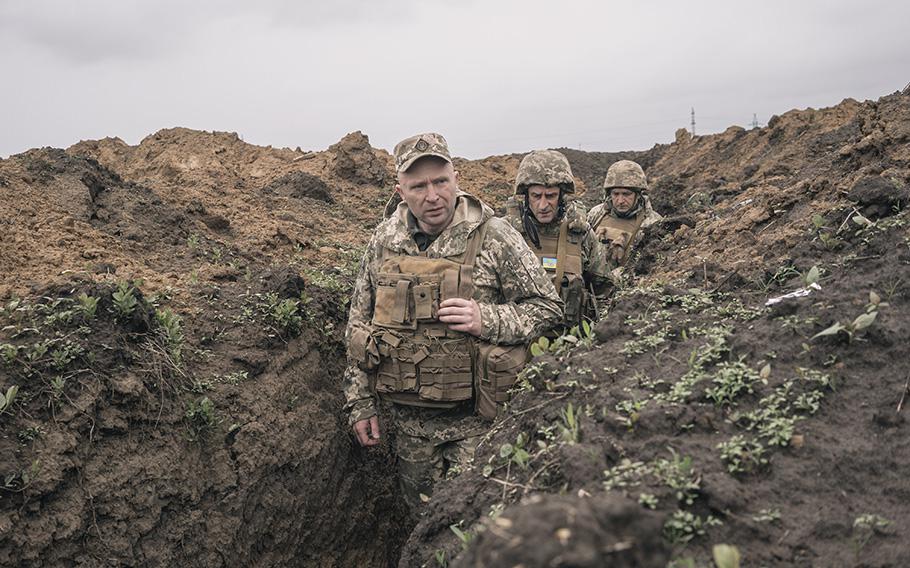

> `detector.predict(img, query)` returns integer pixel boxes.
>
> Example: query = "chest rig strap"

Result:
[554,220,568,287]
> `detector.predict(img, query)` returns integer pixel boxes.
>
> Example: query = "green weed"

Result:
[663,510,722,544]
[718,435,767,474]
[111,281,139,319]
[0,385,19,416]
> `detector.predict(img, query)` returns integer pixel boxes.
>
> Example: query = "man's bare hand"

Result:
[353,415,381,447]
[438,298,482,336]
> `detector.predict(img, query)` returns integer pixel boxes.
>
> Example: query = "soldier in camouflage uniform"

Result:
[343,133,562,509]
[505,150,613,327]
[588,160,663,266]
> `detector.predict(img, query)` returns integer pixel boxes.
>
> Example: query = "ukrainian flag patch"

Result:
[541,257,558,270]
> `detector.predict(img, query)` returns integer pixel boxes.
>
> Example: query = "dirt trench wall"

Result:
[0,286,407,567]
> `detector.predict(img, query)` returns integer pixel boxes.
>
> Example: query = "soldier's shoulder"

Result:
[587,202,606,219]
[565,201,590,233]
[483,216,522,240]
[371,214,408,245]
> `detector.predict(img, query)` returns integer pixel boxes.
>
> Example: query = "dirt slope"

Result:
[2,90,909,567]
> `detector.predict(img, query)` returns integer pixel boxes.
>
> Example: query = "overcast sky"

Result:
[1,0,907,159]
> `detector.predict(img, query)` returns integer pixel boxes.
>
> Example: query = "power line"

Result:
[690,107,696,136]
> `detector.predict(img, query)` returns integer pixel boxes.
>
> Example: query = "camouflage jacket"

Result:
[343,192,563,423]
[507,198,615,296]
[587,195,663,258]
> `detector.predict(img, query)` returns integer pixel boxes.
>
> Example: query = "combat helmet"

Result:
[515,150,575,195]
[603,160,648,192]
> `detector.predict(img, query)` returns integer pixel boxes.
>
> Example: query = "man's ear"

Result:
[395,184,403,197]
[453,170,459,185]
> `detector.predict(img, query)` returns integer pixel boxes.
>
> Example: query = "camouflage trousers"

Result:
[386,401,488,510]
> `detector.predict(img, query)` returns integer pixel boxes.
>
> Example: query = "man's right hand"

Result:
[353,415,381,447]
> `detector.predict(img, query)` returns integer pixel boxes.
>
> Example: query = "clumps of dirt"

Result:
[262,170,335,203]
[328,130,391,186]
[455,494,669,568]
[848,175,909,218]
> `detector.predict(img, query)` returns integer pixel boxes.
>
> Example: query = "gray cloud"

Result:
[1,0,908,159]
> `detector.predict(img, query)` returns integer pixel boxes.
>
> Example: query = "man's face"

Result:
[610,188,638,214]
[396,157,458,235]
[527,185,561,225]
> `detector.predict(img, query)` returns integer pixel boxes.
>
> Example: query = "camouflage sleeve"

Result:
[581,227,616,298]
[586,203,606,230]
[341,235,378,424]
[472,218,563,344]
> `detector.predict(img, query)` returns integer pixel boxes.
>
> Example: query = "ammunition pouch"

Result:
[560,273,586,325]
[474,342,530,420]
[348,321,379,371]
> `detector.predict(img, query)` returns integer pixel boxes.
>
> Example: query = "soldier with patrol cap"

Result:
[506,150,613,327]
[342,133,562,509]
[588,160,663,266]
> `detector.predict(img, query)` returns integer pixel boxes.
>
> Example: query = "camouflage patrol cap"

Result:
[514,149,575,195]
[394,133,452,173]
[603,160,648,192]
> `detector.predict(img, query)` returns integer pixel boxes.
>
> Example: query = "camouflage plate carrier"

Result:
[349,211,528,420]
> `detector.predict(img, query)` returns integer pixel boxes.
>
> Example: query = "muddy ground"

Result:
[1,90,909,567]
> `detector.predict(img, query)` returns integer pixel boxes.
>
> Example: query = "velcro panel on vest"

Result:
[417,337,474,401]
[598,226,631,248]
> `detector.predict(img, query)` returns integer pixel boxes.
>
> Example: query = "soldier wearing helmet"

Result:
[343,133,562,510]
[506,150,613,327]
[588,160,663,266]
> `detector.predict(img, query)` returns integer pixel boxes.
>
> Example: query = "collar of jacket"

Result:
[379,191,493,257]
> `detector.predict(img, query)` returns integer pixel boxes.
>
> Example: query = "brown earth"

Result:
[1,90,909,567]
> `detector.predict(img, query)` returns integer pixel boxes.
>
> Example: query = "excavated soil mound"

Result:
[2,90,909,567]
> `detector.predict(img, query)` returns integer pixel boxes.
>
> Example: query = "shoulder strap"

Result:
[554,219,568,288]
[458,219,490,298]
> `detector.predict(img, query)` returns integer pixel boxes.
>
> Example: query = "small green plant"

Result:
[498,432,531,469]
[2,459,41,492]
[434,549,448,567]
[17,426,44,444]
[0,385,19,416]
[812,292,884,342]
[705,359,760,407]
[712,544,742,568]
[111,282,139,319]
[638,493,658,509]
[1,343,17,364]
[259,293,303,336]
[449,523,474,551]
[559,402,580,444]
[155,308,184,365]
[210,245,223,264]
[185,396,219,440]
[751,508,781,523]
[802,265,820,287]
[718,435,767,474]
[654,450,701,506]
[852,514,891,558]
[663,510,722,544]
[530,322,595,358]
[50,376,66,399]
[76,293,98,320]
